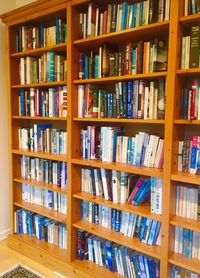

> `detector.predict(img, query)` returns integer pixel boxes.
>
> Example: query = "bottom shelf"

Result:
[73,220,160,259]
[169,253,200,274]
[72,260,119,278]
[11,233,67,261]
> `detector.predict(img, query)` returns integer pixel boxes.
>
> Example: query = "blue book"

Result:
[135,132,145,166]
[111,209,116,230]
[139,217,147,241]
[112,131,124,162]
[148,258,156,278]
[94,55,99,78]
[115,210,121,232]
[127,81,133,118]
[131,254,141,277]
[131,48,137,73]
[131,179,147,204]
[131,4,137,28]
[190,136,198,174]
[40,24,44,48]
[16,35,19,52]
[147,220,158,245]
[153,221,162,245]
[129,138,135,165]
[56,16,59,44]
[105,241,114,272]
[121,2,128,30]
[133,179,151,206]
[84,55,89,79]
[139,2,143,26]
[188,230,193,258]
[20,88,25,116]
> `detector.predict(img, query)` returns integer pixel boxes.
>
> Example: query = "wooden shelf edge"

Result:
[12,81,67,89]
[11,42,67,57]
[177,68,200,75]
[14,177,68,195]
[179,13,200,23]
[171,171,200,185]
[73,220,161,260]
[72,158,163,178]
[73,21,170,46]
[174,119,200,125]
[73,118,165,124]
[12,116,68,121]
[170,215,200,233]
[169,253,200,274]
[73,192,162,221]
[71,260,119,278]
[74,72,168,84]
[12,149,68,162]
[8,233,67,261]
[14,200,67,224]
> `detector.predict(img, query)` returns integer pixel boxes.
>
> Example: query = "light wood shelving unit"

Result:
[1,0,200,277]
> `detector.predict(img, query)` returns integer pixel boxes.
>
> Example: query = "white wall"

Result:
[0,0,16,240]
[0,0,35,240]
[16,0,36,8]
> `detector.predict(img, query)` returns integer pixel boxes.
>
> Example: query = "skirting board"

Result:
[7,234,91,278]
[0,229,10,240]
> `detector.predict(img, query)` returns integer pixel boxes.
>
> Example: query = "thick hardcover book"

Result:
[190,26,200,68]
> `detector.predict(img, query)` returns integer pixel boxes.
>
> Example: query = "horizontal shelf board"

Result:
[13,116,68,121]
[174,119,200,125]
[12,149,67,162]
[73,117,165,124]
[170,215,200,233]
[12,234,67,261]
[73,21,169,47]
[73,220,161,259]
[12,81,66,89]
[72,158,163,178]
[71,260,119,278]
[14,200,67,224]
[169,253,200,274]
[177,68,200,76]
[14,177,68,195]
[73,192,162,221]
[171,171,200,185]
[179,13,200,25]
[11,42,67,58]
[74,72,168,84]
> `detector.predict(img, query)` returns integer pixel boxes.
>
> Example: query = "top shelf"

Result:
[10,42,67,58]
[73,21,170,48]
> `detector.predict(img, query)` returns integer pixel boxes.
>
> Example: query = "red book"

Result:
[191,80,197,120]
[127,178,143,204]
[125,43,131,75]
[103,10,108,34]
[28,27,31,50]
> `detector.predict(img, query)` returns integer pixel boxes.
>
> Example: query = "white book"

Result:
[178,227,183,254]
[87,3,92,37]
[164,0,170,21]
[100,168,109,200]
[83,13,87,39]
[20,57,25,85]
[144,135,154,167]
[184,0,188,16]
[182,186,187,218]
[174,226,179,253]
[149,82,155,119]
[149,136,159,167]
[178,141,183,171]
[155,178,163,215]
[175,186,180,216]
[197,87,200,120]
[78,85,85,118]
[142,218,153,244]
[185,36,191,69]
[154,139,163,168]
[133,134,138,166]
[95,8,99,36]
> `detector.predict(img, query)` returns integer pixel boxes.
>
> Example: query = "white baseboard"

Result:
[0,229,10,240]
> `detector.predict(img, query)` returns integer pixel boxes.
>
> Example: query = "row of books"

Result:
[77,230,160,277]
[184,0,200,16]
[19,52,66,85]
[80,127,164,169]
[171,266,199,278]
[18,87,67,118]
[181,26,200,69]
[79,1,170,39]
[175,183,200,221]
[81,168,163,214]
[18,124,67,155]
[178,137,200,175]
[174,227,200,260]
[21,156,67,189]
[81,200,161,246]
[22,184,67,214]
[16,17,66,52]
[78,80,165,120]
[79,40,168,79]
[180,80,200,120]
[15,209,67,249]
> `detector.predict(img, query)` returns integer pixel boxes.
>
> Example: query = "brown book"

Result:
[153,38,168,72]
[103,10,108,34]
[189,26,200,68]
[54,223,59,246]
[102,44,110,77]
[137,40,143,74]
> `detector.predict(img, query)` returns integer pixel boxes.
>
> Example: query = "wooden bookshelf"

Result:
[170,215,200,233]
[169,254,200,274]
[73,192,162,221]
[72,158,163,178]
[10,42,67,58]
[14,200,67,223]
[14,177,68,195]
[73,220,161,260]
[2,0,200,277]
[74,72,168,84]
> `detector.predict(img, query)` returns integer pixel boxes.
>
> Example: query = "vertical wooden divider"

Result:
[161,0,181,276]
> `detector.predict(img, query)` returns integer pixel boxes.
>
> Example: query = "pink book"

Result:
[127,178,143,204]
